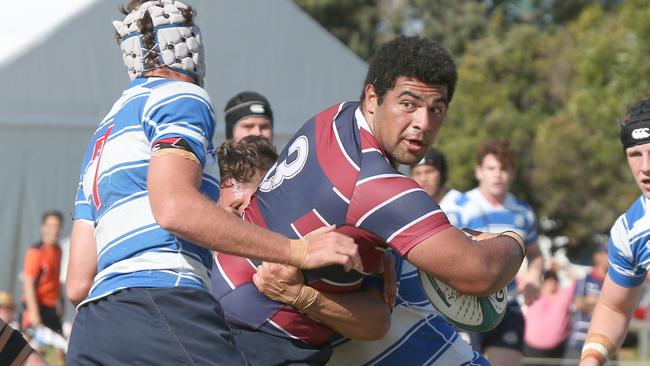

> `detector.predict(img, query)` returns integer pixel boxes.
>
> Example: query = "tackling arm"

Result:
[579,275,643,366]
[147,153,362,271]
[252,262,392,340]
[405,226,524,296]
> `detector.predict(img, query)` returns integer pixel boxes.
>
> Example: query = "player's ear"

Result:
[364,84,378,115]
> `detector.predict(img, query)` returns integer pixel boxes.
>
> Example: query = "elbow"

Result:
[66,280,91,306]
[151,196,184,233]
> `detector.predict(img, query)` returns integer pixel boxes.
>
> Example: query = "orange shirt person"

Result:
[22,211,64,334]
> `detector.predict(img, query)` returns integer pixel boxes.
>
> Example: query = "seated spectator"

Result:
[1,319,47,366]
[0,291,18,329]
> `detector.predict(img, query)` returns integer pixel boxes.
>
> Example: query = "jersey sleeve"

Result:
[23,248,41,279]
[608,215,647,288]
[141,82,215,167]
[73,181,93,222]
[348,175,451,256]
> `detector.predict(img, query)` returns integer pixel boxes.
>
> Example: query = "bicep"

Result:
[148,151,202,217]
[598,275,643,316]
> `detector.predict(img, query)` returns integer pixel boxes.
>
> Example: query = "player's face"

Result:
[233,117,273,142]
[218,172,264,216]
[475,154,514,199]
[41,216,62,245]
[626,143,650,199]
[365,77,448,165]
[411,165,441,197]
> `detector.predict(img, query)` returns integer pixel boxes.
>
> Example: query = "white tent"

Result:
[0,0,367,295]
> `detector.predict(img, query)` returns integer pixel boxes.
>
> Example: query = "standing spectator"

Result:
[224,91,274,142]
[523,270,575,365]
[22,210,64,335]
[447,139,544,366]
[565,240,609,360]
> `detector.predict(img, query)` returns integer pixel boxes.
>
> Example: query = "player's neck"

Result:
[477,187,506,207]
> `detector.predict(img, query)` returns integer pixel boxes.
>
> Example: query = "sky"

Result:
[0,0,99,67]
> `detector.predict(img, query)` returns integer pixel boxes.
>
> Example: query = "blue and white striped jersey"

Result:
[73,77,219,306]
[446,188,537,298]
[328,253,488,366]
[608,195,650,288]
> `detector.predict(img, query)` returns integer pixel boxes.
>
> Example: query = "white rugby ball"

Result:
[418,269,507,332]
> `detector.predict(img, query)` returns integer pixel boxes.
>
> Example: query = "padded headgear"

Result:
[113,0,205,84]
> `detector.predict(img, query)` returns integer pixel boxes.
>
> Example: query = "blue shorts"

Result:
[230,324,332,366]
[67,287,248,365]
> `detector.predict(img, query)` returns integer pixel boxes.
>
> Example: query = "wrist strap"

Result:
[581,333,615,365]
[289,238,307,269]
[499,230,526,258]
[291,285,319,311]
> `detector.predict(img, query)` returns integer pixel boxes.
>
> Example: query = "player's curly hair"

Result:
[476,139,516,170]
[361,36,458,105]
[217,135,278,185]
[117,0,195,71]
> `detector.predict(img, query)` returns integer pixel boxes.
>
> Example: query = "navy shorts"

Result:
[230,324,332,366]
[67,287,248,365]
[470,301,525,352]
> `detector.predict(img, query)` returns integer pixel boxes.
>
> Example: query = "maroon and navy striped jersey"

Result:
[212,102,451,345]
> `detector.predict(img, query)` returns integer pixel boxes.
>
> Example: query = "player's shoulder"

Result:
[504,192,534,213]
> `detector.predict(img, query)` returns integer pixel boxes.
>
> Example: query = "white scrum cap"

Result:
[112,0,205,84]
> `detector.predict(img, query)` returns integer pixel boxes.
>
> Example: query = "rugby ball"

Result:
[418,269,507,332]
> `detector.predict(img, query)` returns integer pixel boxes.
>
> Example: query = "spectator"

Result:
[410,147,461,208]
[22,210,64,335]
[1,319,47,366]
[224,91,274,142]
[523,270,575,365]
[0,291,18,329]
[565,239,609,360]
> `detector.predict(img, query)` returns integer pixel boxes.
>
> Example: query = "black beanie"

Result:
[224,91,273,139]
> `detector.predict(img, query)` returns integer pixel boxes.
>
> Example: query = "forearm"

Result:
[301,288,390,340]
[148,154,291,264]
[580,276,642,365]
[406,227,524,296]
[23,280,39,315]
[159,190,291,263]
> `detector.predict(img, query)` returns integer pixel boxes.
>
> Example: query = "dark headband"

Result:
[224,101,273,139]
[621,115,650,149]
